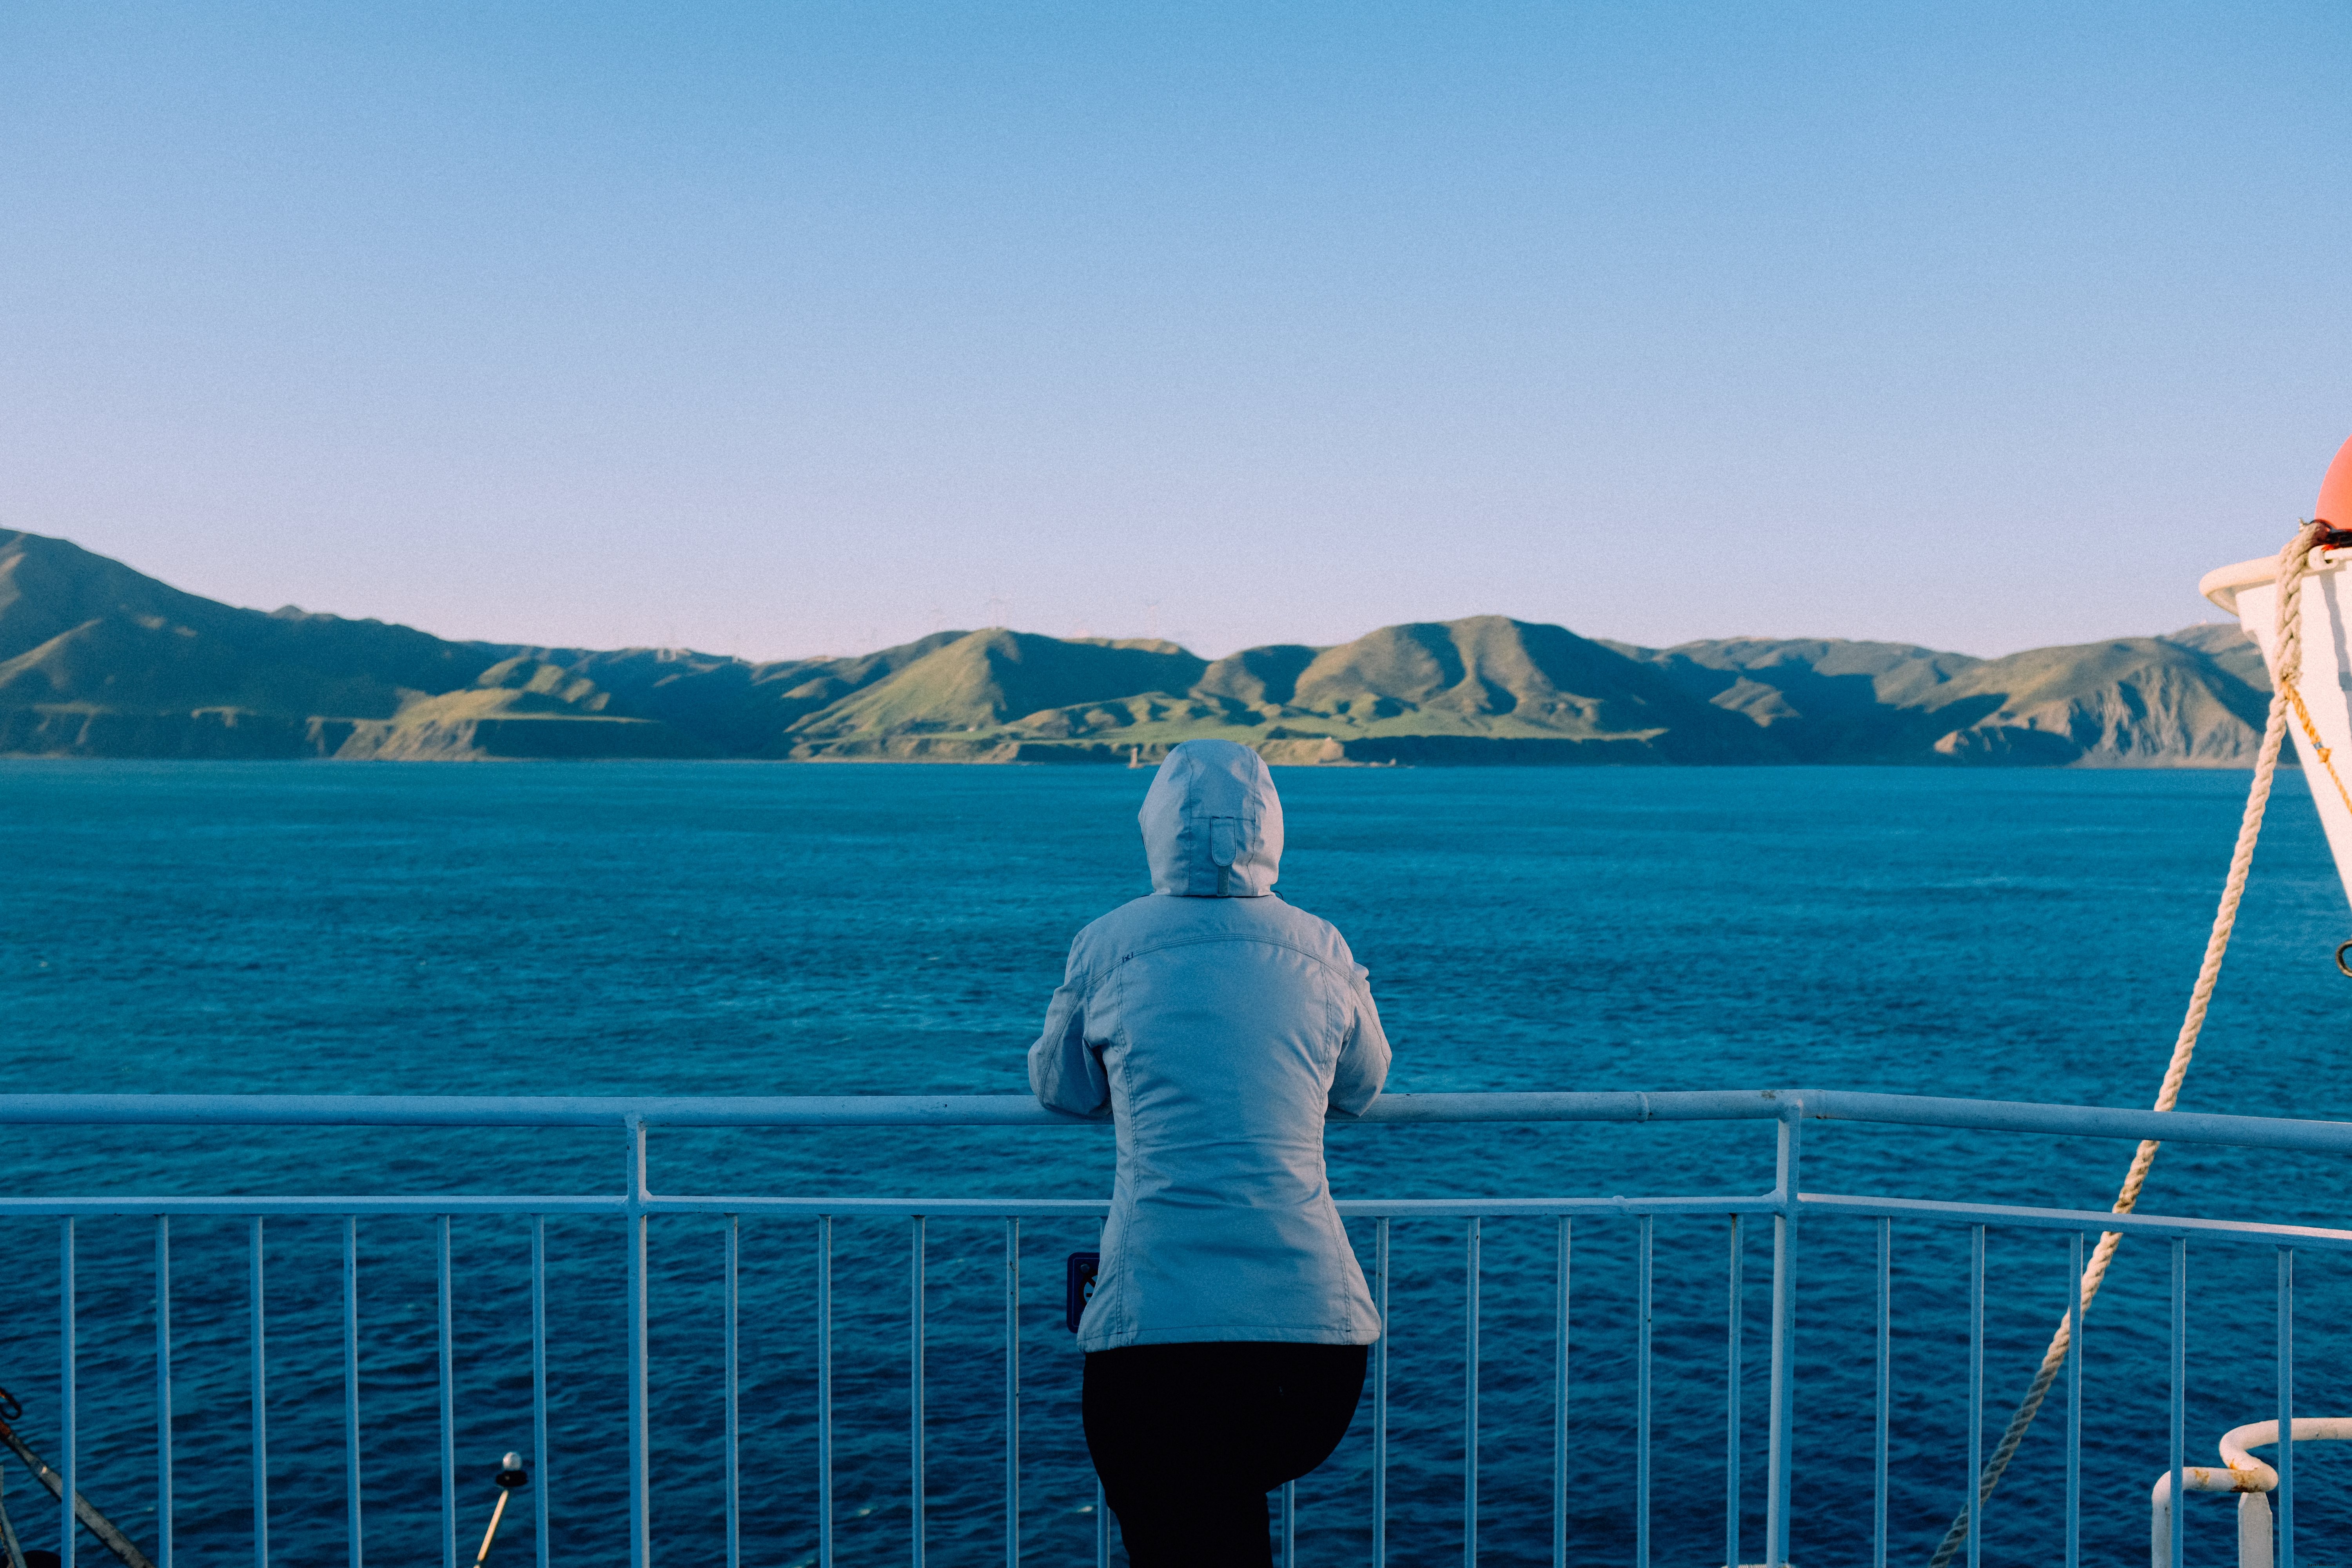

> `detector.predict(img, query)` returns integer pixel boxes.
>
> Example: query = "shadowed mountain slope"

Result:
[0,529,2281,765]
[1613,637,1985,761]
[1614,629,2268,765]
[0,532,952,758]
[1911,635,2271,765]
[0,530,503,718]
[544,634,967,757]
[2163,621,2271,691]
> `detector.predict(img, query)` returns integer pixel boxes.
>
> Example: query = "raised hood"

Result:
[1140,738,1283,897]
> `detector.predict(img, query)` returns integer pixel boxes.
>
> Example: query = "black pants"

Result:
[1083,1341,1369,1568]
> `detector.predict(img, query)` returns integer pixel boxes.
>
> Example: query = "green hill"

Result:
[914,617,1782,765]
[1616,627,2269,765]
[0,530,500,719]
[0,529,2279,766]
[785,630,1210,757]
[1913,635,2270,764]
[0,531,706,758]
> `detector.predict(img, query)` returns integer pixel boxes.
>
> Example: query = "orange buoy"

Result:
[2319,431,2352,528]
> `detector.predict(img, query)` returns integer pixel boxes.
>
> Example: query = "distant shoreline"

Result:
[0,528,2272,768]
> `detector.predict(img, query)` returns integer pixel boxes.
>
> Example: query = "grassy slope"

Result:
[0,529,2278,765]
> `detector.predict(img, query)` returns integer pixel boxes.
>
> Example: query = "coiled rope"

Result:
[1925,520,2344,1567]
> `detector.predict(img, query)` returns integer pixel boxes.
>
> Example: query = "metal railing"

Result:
[3,1086,2350,1568]
[2150,1420,2352,1568]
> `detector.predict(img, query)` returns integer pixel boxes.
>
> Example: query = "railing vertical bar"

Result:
[1765,1116,1800,1568]
[343,1217,361,1568]
[626,1118,650,1568]
[1636,1214,1653,1568]
[437,1214,456,1568]
[1465,1215,1479,1568]
[2169,1237,2187,1568]
[531,1216,549,1568]
[2277,1245,2294,1568]
[1281,1480,1296,1568]
[911,1214,926,1568]
[1373,1217,1390,1568]
[817,1215,834,1568]
[1874,1215,1889,1568]
[725,1212,741,1568]
[1726,1212,1741,1568]
[1966,1224,1984,1568]
[1004,1218,1020,1568]
[2065,1229,2083,1568]
[62,1217,76,1568]
[248,1216,265,1568]
[156,1216,173,1568]
[1556,1215,1570,1568]
[1089,1194,1104,1568]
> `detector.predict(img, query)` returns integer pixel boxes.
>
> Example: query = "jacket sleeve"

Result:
[1028,943,1109,1116]
[1327,961,1390,1116]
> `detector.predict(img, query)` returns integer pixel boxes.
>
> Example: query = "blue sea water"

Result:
[4,760,2352,1567]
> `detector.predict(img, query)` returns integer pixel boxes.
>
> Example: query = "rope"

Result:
[2280,653,2352,822]
[1924,521,2325,1568]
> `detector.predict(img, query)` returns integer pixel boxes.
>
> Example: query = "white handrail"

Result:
[2149,1418,2352,1568]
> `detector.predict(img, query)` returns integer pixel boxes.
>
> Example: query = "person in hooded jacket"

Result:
[1029,738,1390,1567]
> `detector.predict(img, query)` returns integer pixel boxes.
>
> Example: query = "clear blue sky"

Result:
[3,3,2346,660]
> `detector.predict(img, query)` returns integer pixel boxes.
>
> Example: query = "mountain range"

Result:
[0,530,2274,766]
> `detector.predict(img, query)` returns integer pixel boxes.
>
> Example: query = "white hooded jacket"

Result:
[1028,739,1390,1351]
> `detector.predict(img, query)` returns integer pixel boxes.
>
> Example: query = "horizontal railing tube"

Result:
[2,1087,2351,1156]
[0,1194,2343,1260]
[4,1191,2350,1255]
[1798,1195,2352,1254]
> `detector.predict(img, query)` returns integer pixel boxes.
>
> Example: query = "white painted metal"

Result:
[2147,1418,2352,1568]
[2200,548,2352,910]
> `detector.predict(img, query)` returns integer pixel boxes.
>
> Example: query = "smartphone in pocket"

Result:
[1064,1251,1100,1332]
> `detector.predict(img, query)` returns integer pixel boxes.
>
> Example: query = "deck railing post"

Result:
[1726,1214,1743,1568]
[911,1215,926,1568]
[531,1215,550,1568]
[61,1217,76,1568]
[1004,1217,1019,1568]
[438,1216,456,1568]
[248,1216,265,1568]
[725,1213,741,1568]
[343,1216,361,1568]
[2169,1238,2187,1568]
[156,1216,173,1568]
[817,1215,833,1568]
[2065,1229,2083,1568]
[1873,1215,1889,1568]
[1765,1112,1801,1568]
[1966,1225,1984,1568]
[1465,1216,1480,1568]
[1556,1215,1570,1568]
[625,1116,650,1568]
[1636,1213,1653,1568]
[2276,1247,2294,1568]
[1376,1215,1390,1568]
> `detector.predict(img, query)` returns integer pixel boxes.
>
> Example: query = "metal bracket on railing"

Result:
[2148,1418,2352,1568]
